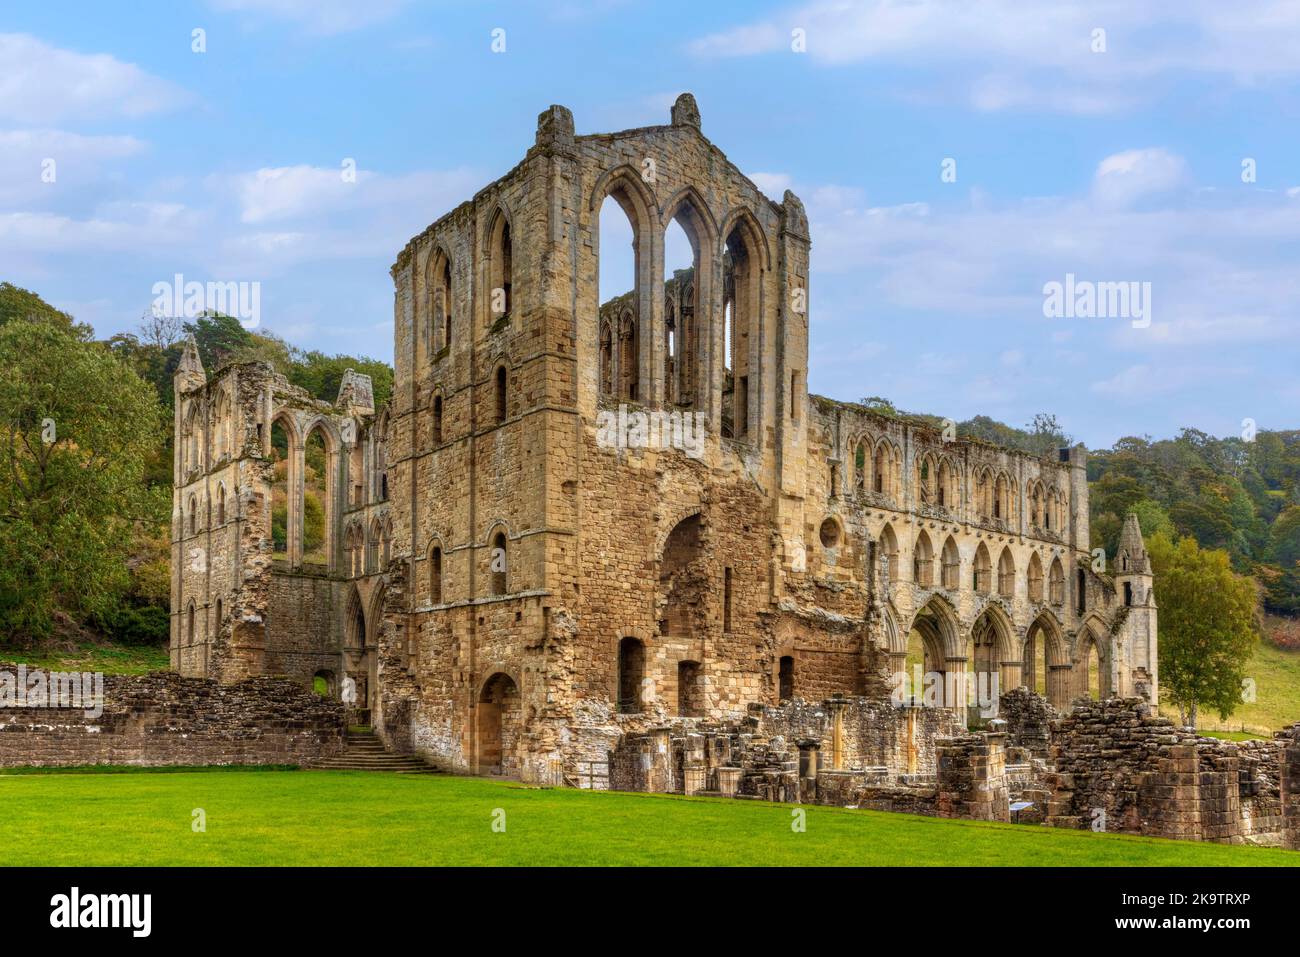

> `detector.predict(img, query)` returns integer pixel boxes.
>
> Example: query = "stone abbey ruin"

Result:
[5,94,1299,848]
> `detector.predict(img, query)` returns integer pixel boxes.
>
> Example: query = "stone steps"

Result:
[310,728,438,774]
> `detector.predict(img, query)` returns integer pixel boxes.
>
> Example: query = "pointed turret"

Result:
[1116,512,1151,575]
[174,336,206,394]
[1113,510,1159,705]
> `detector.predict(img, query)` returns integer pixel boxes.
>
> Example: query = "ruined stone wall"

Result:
[0,667,344,767]
[1045,697,1286,845]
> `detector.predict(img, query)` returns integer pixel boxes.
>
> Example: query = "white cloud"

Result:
[0,34,187,124]
[0,130,146,205]
[689,1,1300,113]
[1092,148,1187,209]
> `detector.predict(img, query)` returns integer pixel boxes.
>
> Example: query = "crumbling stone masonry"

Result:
[174,94,1159,794]
[0,666,344,768]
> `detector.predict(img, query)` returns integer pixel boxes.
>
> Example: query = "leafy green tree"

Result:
[1148,532,1258,729]
[0,321,165,644]
[0,282,93,340]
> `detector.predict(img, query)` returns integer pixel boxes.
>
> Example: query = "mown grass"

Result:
[0,769,1296,867]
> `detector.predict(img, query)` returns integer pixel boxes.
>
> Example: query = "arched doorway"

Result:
[968,605,1015,721]
[1024,613,1068,707]
[477,672,520,776]
[1076,622,1111,700]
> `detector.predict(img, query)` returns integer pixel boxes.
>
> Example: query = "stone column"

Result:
[829,696,847,770]
[1282,728,1300,850]
[944,657,969,713]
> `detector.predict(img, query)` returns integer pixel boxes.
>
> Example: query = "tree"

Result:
[0,282,93,340]
[1147,532,1258,729]
[0,321,165,644]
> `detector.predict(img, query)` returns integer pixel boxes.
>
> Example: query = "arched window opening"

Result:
[937,459,952,508]
[429,250,452,356]
[941,537,960,590]
[879,524,900,584]
[665,211,700,410]
[914,531,934,587]
[1077,569,1087,615]
[301,425,329,567]
[494,366,508,423]
[617,310,638,401]
[855,442,867,492]
[678,660,702,717]
[381,518,392,570]
[778,655,795,702]
[724,221,758,439]
[186,600,196,643]
[432,394,443,446]
[1124,581,1133,606]
[488,213,512,323]
[188,494,198,535]
[490,530,508,596]
[597,189,639,401]
[428,544,443,602]
[598,321,614,397]
[367,520,380,574]
[998,547,1015,598]
[973,544,992,594]
[918,457,935,505]
[1049,558,1065,605]
[1028,553,1044,602]
[269,419,290,559]
[618,637,645,713]
[216,483,226,525]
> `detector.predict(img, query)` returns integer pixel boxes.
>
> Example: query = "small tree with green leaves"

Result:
[0,321,165,644]
[1148,532,1258,729]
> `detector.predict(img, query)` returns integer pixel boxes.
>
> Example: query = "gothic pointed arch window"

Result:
[429,543,443,605]
[1028,552,1044,602]
[490,530,508,596]
[618,310,638,401]
[216,483,226,526]
[1049,557,1065,605]
[599,320,614,396]
[487,211,512,323]
[432,393,443,446]
[494,365,508,423]
[914,531,934,587]
[998,547,1015,597]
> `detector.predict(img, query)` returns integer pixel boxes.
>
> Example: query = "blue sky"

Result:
[4,1,1300,448]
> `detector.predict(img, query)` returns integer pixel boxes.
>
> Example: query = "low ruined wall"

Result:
[0,666,345,768]
[1045,697,1289,845]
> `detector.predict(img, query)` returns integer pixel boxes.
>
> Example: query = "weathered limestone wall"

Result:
[0,667,345,768]
[1045,697,1285,845]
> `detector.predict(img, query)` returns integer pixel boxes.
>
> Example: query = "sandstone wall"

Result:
[0,668,345,768]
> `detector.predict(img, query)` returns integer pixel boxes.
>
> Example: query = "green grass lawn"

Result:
[0,769,1296,866]
[3,640,169,675]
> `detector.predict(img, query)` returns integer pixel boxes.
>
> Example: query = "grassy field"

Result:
[0,769,1296,866]
[3,640,169,675]
[1167,631,1300,735]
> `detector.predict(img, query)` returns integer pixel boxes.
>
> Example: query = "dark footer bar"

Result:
[0,866,1280,942]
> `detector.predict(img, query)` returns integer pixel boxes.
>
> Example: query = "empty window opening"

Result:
[618,637,645,714]
[678,660,702,717]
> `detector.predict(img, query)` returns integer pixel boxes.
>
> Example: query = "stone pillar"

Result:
[829,696,847,769]
[798,739,820,781]
[944,657,969,713]
[1282,729,1300,850]
[999,659,1022,696]
[1047,664,1071,709]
